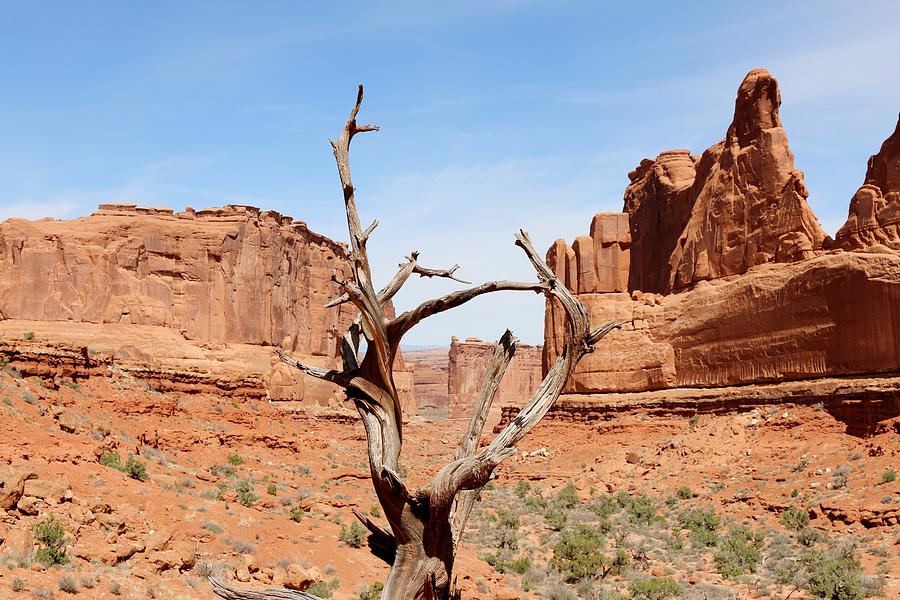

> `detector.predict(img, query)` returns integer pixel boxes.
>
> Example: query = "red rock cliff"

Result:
[542,69,900,423]
[0,204,417,412]
[835,114,900,250]
[448,337,542,422]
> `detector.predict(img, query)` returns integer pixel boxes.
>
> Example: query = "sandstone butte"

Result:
[0,203,417,414]
[534,68,900,432]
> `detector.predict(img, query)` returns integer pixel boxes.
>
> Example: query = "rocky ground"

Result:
[0,364,897,599]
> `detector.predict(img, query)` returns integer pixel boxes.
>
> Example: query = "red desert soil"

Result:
[0,366,896,599]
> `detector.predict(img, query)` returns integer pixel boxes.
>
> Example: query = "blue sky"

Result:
[1,1,898,345]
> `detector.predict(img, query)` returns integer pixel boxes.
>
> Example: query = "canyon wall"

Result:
[448,337,542,420]
[0,204,416,412]
[404,348,450,411]
[540,69,900,431]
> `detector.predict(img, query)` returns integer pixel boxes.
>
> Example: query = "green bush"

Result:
[227,453,244,466]
[797,526,824,547]
[551,524,606,582]
[340,521,367,548]
[236,480,259,507]
[555,482,578,509]
[675,486,693,500]
[289,505,305,522]
[23,331,35,341]
[626,494,659,525]
[628,577,681,600]
[355,582,383,600]
[780,506,811,531]
[266,483,277,496]
[677,506,720,547]
[801,546,865,600]
[493,508,519,550]
[124,455,148,481]
[514,480,531,499]
[33,515,68,566]
[99,450,122,469]
[544,505,568,531]
[881,470,896,484]
[307,577,340,598]
[713,526,763,578]
[591,495,620,519]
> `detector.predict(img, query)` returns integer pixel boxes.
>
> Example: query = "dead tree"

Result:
[210,86,620,600]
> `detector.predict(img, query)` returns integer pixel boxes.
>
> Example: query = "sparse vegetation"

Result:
[832,465,851,489]
[880,469,896,484]
[124,455,148,481]
[58,576,78,594]
[628,577,681,600]
[340,521,367,548]
[227,453,244,466]
[99,450,122,469]
[235,479,259,507]
[780,506,810,531]
[678,506,720,547]
[307,577,340,598]
[23,331,35,341]
[33,515,68,566]
[551,524,606,582]
[713,526,763,578]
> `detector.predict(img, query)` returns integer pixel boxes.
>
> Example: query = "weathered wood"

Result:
[212,85,621,600]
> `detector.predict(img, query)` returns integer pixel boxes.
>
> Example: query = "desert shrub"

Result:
[355,582,383,600]
[881,470,896,484]
[675,486,693,500]
[289,505,305,522]
[831,465,850,489]
[551,524,606,582]
[33,515,68,566]
[801,546,867,600]
[307,578,340,598]
[369,505,381,518]
[555,482,579,509]
[231,539,255,554]
[628,577,681,600]
[266,483,277,496]
[340,522,366,548]
[201,522,223,535]
[626,494,659,525]
[11,577,26,592]
[544,505,568,531]
[235,480,258,507]
[124,455,148,481]
[793,458,809,472]
[677,506,720,547]
[23,331,35,341]
[227,453,244,466]
[797,526,824,547]
[714,526,763,578]
[780,506,811,531]
[591,494,620,519]
[58,576,78,594]
[510,556,531,575]
[688,415,699,427]
[99,450,122,469]
[493,508,519,550]
[514,480,531,498]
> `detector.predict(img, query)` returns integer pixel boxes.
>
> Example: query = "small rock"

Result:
[58,411,78,433]
[625,451,641,465]
[284,565,322,591]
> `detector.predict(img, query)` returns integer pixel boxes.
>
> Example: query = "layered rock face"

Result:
[542,69,900,430]
[404,348,450,411]
[835,114,900,250]
[0,204,416,411]
[668,69,826,290]
[448,337,542,420]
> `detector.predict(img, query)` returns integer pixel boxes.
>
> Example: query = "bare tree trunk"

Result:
[211,86,620,600]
